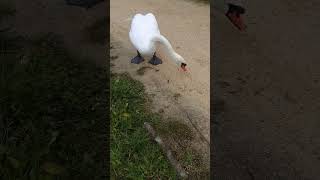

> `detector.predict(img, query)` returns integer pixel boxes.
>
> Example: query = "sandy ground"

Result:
[110,0,210,171]
[213,0,320,179]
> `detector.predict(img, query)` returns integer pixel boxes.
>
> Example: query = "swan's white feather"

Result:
[129,13,187,67]
[129,13,160,56]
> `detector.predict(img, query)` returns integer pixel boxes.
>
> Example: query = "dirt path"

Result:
[110,0,210,169]
[213,1,320,179]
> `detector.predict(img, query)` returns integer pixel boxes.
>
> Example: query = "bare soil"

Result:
[213,1,320,179]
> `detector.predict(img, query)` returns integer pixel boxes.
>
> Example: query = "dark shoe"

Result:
[226,4,247,31]
[226,11,246,31]
[227,3,245,14]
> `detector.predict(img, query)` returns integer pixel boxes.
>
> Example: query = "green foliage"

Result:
[111,74,176,179]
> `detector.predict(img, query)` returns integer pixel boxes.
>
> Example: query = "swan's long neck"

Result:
[152,35,181,65]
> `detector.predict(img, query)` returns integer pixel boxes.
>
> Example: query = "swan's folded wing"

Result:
[129,13,160,54]
[130,14,146,44]
[144,13,160,35]
[131,13,160,35]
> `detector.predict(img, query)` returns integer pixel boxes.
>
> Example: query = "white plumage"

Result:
[129,13,159,56]
[129,13,187,71]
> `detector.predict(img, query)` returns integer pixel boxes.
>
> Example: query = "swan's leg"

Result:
[131,51,144,64]
[149,52,163,65]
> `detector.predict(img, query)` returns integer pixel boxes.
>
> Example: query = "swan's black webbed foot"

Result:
[149,53,162,65]
[131,51,144,64]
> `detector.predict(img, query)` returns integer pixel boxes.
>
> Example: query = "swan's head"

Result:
[181,62,187,71]
[174,53,187,71]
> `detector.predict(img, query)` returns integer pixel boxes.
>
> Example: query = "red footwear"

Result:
[226,12,246,31]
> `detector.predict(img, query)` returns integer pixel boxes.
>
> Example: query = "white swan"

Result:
[129,13,187,71]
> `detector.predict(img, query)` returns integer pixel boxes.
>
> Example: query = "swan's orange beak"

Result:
[181,63,187,71]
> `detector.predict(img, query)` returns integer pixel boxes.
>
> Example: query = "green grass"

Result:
[0,32,108,180]
[111,74,176,179]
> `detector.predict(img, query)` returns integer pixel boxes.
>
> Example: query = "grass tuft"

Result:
[111,74,176,179]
